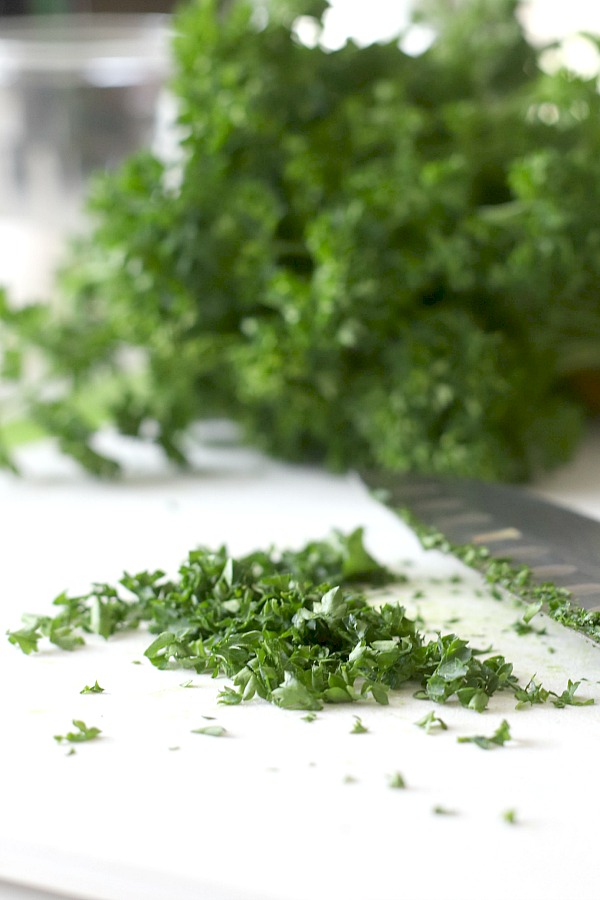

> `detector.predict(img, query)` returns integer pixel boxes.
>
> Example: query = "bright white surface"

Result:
[1,428,600,900]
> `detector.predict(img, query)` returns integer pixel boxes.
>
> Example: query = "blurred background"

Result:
[1,0,600,304]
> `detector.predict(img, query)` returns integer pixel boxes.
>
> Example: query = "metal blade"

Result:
[363,472,600,611]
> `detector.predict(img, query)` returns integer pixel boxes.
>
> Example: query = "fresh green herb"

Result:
[351,716,368,734]
[80,681,104,694]
[343,774,357,784]
[457,719,511,750]
[66,748,76,757]
[551,679,594,708]
[416,710,448,733]
[8,529,542,713]
[180,680,197,688]
[54,720,102,744]
[302,712,317,723]
[502,809,518,825]
[388,772,406,789]
[514,676,550,709]
[2,0,599,483]
[433,806,457,816]
[191,725,227,737]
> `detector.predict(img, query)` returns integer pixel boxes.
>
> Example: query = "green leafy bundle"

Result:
[2,0,600,478]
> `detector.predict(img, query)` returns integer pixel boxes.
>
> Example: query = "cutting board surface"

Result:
[3,433,600,900]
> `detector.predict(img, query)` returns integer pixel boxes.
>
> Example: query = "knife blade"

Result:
[362,472,600,616]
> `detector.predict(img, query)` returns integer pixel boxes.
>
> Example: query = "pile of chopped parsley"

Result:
[6,528,588,712]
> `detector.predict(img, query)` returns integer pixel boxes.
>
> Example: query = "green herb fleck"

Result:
[54,720,102,744]
[551,679,594,708]
[191,725,227,737]
[433,805,457,816]
[351,716,368,734]
[457,719,511,750]
[302,712,317,723]
[388,772,406,789]
[502,809,518,825]
[416,710,448,733]
[80,681,104,694]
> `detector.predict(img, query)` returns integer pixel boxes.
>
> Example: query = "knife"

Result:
[362,471,600,637]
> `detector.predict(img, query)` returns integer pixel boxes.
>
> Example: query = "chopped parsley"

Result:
[80,681,104,694]
[351,716,368,734]
[7,529,545,713]
[388,772,407,789]
[457,719,511,750]
[415,710,448,733]
[54,720,102,744]
[191,725,227,737]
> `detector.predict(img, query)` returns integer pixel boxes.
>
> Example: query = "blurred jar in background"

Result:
[0,13,171,303]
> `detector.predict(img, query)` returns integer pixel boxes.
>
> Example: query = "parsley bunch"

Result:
[2,0,600,479]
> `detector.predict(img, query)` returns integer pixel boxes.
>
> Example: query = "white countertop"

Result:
[2,424,600,900]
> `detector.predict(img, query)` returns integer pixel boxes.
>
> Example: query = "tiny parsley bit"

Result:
[457,719,511,750]
[54,720,102,744]
[415,710,447,734]
[551,679,594,708]
[80,681,104,694]
[302,712,317,723]
[433,806,457,816]
[191,725,227,737]
[351,716,368,734]
[502,809,518,825]
[388,772,406,789]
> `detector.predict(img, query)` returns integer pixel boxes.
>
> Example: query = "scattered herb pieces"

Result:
[54,720,102,744]
[191,725,227,737]
[351,716,368,734]
[457,719,511,750]
[416,710,448,734]
[80,681,104,694]
[388,772,407,789]
[502,809,518,825]
[302,712,317,723]
[343,775,357,784]
[180,679,198,688]
[433,806,457,816]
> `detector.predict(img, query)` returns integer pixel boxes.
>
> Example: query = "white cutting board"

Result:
[2,427,600,900]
